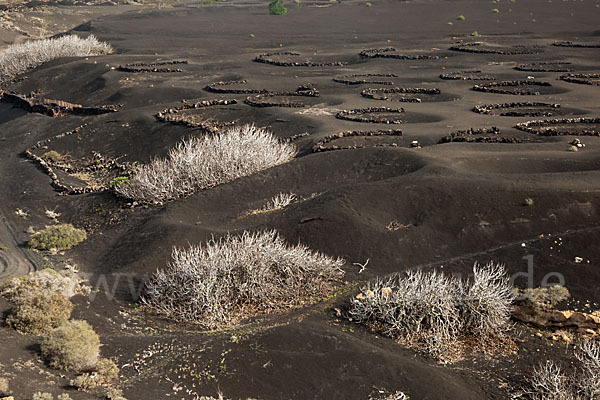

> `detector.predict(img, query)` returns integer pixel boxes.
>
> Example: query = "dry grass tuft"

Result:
[143,229,345,328]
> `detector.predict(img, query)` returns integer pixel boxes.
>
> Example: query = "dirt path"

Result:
[0,208,37,280]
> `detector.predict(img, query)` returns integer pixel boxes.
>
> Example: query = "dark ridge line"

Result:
[333,73,398,85]
[204,80,268,94]
[516,117,600,136]
[336,107,405,124]
[253,52,346,67]
[440,70,496,80]
[449,42,542,55]
[359,47,441,60]
[361,87,441,103]
[559,73,600,86]
[117,60,188,73]
[0,90,120,117]
[515,62,573,72]
[155,99,238,133]
[473,102,561,117]
[472,80,553,95]
[244,85,320,108]
[553,41,600,48]
[312,129,403,152]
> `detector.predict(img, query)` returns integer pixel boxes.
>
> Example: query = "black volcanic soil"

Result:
[1,0,600,399]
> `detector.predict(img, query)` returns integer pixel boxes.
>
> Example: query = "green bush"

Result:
[268,0,287,15]
[41,320,100,372]
[5,286,73,335]
[109,176,130,186]
[30,224,87,251]
[41,150,62,163]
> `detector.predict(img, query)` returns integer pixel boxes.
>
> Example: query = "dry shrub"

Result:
[29,224,87,251]
[5,286,73,335]
[70,358,119,390]
[32,393,54,400]
[369,391,410,400]
[143,229,345,328]
[264,192,297,211]
[348,262,514,360]
[41,320,100,372]
[1,268,89,302]
[115,124,296,204]
[105,387,127,400]
[529,340,600,400]
[0,377,8,392]
[0,35,112,82]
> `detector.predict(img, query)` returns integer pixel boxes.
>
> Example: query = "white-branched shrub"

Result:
[348,262,514,359]
[577,340,600,399]
[264,192,297,211]
[530,361,574,400]
[0,35,112,82]
[142,230,345,328]
[116,125,296,204]
[529,341,600,400]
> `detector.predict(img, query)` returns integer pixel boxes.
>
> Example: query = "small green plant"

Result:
[457,15,465,20]
[41,150,62,163]
[41,320,100,372]
[523,197,534,206]
[365,1,372,6]
[6,287,73,335]
[447,21,453,25]
[491,8,499,13]
[29,224,87,251]
[471,31,479,36]
[268,0,287,15]
[109,176,130,186]
[15,208,29,218]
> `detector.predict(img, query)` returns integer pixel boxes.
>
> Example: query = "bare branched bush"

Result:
[0,35,112,82]
[348,262,514,359]
[369,390,410,400]
[115,124,296,204]
[576,340,600,399]
[528,341,600,400]
[264,192,297,211]
[142,230,345,328]
[530,361,574,400]
[463,262,514,338]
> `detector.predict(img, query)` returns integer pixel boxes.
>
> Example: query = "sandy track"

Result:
[0,210,37,280]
